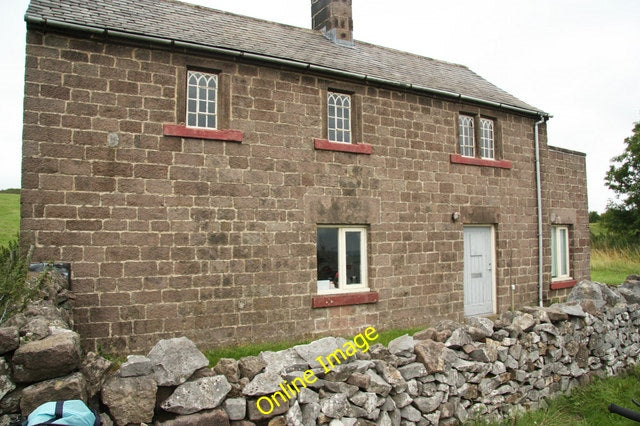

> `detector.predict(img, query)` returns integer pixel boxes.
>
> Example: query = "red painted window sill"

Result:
[314,139,372,155]
[450,154,512,169]
[550,279,577,290]
[312,291,379,308]
[163,124,243,143]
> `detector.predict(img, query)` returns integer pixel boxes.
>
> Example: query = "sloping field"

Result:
[0,193,20,247]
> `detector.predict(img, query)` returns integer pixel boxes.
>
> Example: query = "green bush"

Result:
[0,239,46,324]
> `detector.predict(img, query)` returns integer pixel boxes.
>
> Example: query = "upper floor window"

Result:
[187,71,218,129]
[480,118,495,159]
[163,66,243,142]
[551,225,570,281]
[328,92,351,143]
[458,115,475,157]
[452,113,510,168]
[317,226,368,294]
[314,88,371,154]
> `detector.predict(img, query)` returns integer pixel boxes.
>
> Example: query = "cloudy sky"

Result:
[2,0,639,212]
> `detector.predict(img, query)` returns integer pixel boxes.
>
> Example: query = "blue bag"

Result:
[26,400,100,426]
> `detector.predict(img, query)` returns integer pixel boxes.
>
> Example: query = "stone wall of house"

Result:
[21,28,590,353]
[2,280,639,425]
[543,146,591,302]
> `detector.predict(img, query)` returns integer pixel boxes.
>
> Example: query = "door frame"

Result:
[463,224,497,316]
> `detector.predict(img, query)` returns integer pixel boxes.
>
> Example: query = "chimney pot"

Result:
[312,0,353,46]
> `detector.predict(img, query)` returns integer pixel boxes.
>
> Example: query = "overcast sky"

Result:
[2,0,639,213]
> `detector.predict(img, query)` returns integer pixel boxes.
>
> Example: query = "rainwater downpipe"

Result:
[534,116,546,307]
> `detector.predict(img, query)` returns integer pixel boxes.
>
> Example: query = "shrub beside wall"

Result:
[1,279,640,425]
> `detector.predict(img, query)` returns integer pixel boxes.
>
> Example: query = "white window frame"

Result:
[458,115,475,157]
[317,226,368,295]
[480,118,495,159]
[328,92,352,143]
[551,226,571,281]
[186,70,218,129]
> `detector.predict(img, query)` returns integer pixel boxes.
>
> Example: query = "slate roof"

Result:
[25,0,544,115]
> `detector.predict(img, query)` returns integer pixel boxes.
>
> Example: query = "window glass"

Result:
[551,226,570,280]
[480,118,495,159]
[559,227,568,276]
[317,228,339,289]
[551,227,557,278]
[328,92,352,143]
[186,71,218,129]
[345,231,361,285]
[317,226,367,293]
[458,115,475,157]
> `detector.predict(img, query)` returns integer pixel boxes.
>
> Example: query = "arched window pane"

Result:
[186,71,218,129]
[458,115,475,157]
[480,118,495,159]
[328,92,352,143]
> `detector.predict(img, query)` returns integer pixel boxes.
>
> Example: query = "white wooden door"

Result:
[463,226,495,316]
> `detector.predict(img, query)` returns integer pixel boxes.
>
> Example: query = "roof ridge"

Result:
[167,0,474,72]
[24,0,544,115]
[161,0,321,36]
[352,38,471,71]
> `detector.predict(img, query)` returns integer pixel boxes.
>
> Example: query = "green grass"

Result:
[205,339,312,367]
[589,222,640,285]
[591,248,640,285]
[497,365,640,425]
[0,193,20,247]
[204,325,426,366]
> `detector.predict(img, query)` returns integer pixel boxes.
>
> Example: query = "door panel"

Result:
[464,226,494,316]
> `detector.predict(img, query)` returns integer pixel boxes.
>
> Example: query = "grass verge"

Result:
[500,365,640,425]
[590,248,640,285]
[204,325,426,366]
[589,222,640,285]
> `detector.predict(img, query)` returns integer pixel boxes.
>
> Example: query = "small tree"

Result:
[604,119,640,235]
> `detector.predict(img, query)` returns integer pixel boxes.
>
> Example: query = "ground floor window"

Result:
[316,226,368,294]
[551,225,570,280]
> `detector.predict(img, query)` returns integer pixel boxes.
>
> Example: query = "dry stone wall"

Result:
[2,279,640,425]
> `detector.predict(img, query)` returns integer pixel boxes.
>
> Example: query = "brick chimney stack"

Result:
[311,0,353,46]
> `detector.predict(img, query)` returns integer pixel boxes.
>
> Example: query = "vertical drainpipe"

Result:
[534,116,546,307]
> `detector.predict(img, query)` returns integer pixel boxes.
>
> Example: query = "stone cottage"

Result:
[20,0,589,353]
